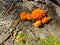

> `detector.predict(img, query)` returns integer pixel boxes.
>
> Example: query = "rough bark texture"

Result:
[0,0,60,45]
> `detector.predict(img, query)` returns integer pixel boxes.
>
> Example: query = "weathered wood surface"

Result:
[0,0,60,45]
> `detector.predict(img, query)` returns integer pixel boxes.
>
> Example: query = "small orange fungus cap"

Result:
[20,12,27,20]
[34,20,42,28]
[31,8,46,20]
[42,17,51,24]
[26,13,32,20]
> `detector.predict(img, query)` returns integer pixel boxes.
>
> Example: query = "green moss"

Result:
[38,34,60,45]
[15,32,27,45]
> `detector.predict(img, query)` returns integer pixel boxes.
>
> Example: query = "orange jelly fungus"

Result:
[26,13,32,20]
[20,12,27,20]
[34,20,42,28]
[42,17,51,24]
[31,8,46,20]
[20,8,51,28]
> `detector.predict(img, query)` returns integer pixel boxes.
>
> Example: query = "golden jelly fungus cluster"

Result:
[20,8,51,28]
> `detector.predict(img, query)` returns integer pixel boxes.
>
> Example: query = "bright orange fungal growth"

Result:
[34,20,42,28]
[42,17,51,24]
[20,12,27,20]
[31,8,46,20]
[26,13,32,20]
[19,8,51,28]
